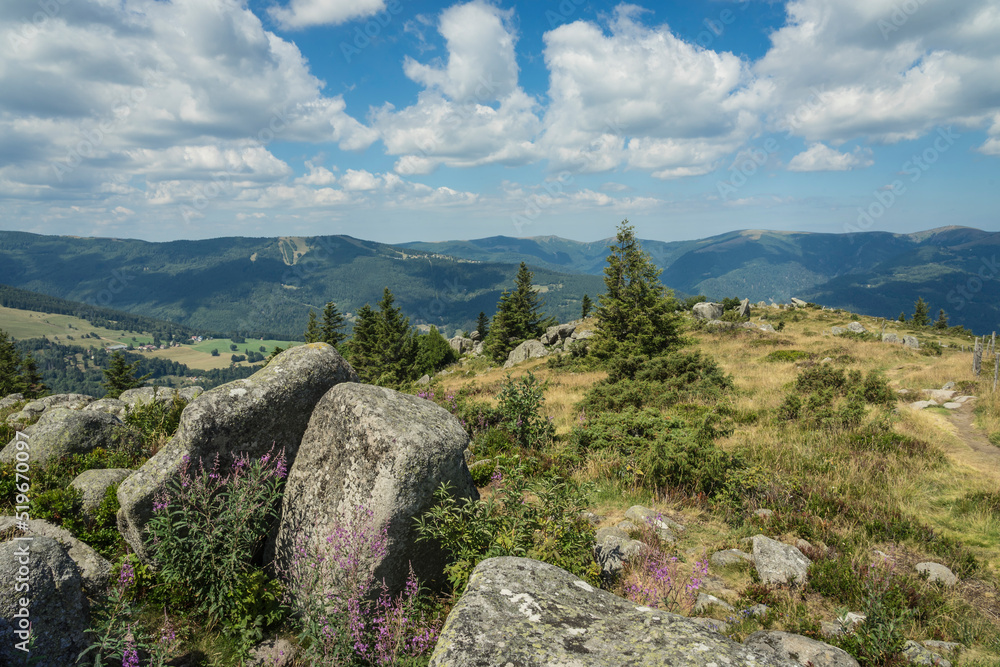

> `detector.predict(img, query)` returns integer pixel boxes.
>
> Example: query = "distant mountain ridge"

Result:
[402,226,1000,334]
[0,231,603,338]
[1,226,996,338]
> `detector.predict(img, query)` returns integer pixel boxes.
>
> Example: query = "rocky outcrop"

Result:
[275,382,477,597]
[882,333,899,343]
[711,549,752,567]
[6,393,95,424]
[504,339,547,368]
[118,385,202,409]
[903,335,920,349]
[752,535,811,585]
[0,393,24,411]
[0,409,122,466]
[117,343,357,560]
[902,640,952,667]
[0,518,111,595]
[428,557,797,667]
[790,298,808,308]
[542,323,577,345]
[692,302,724,320]
[70,468,132,516]
[738,298,751,318]
[847,322,867,334]
[746,630,859,667]
[448,336,474,355]
[83,397,129,418]
[0,536,90,667]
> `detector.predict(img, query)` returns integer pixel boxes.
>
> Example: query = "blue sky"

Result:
[1,0,998,244]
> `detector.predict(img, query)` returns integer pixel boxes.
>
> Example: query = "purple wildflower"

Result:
[122,637,139,667]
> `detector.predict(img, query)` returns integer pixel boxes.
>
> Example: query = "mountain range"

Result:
[1,226,997,337]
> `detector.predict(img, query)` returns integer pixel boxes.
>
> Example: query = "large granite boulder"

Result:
[70,468,132,516]
[847,322,867,334]
[0,409,122,466]
[428,557,796,667]
[692,302,724,320]
[746,630,859,667]
[0,536,90,667]
[117,343,357,560]
[903,335,920,350]
[752,535,811,586]
[504,340,547,368]
[738,298,751,318]
[0,517,111,595]
[275,382,477,597]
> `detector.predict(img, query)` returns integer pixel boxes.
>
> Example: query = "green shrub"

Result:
[471,427,515,459]
[861,372,896,405]
[796,365,848,394]
[764,350,811,363]
[807,555,864,606]
[777,394,802,421]
[415,462,599,594]
[123,393,187,451]
[835,562,912,666]
[468,459,497,487]
[146,448,288,650]
[572,408,742,497]
[919,341,943,356]
[495,372,553,450]
[32,486,86,534]
[988,432,1000,447]
[584,351,731,412]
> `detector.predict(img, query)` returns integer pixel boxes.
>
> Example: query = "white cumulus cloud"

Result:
[787,143,874,172]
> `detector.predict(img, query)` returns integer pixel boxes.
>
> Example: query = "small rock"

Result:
[593,529,645,579]
[70,468,132,516]
[882,333,899,343]
[847,322,867,334]
[922,389,957,403]
[624,505,682,542]
[840,612,866,628]
[579,511,603,526]
[755,508,774,519]
[922,640,961,653]
[747,604,770,617]
[903,335,920,349]
[830,326,846,335]
[746,630,859,667]
[416,374,431,386]
[615,520,639,533]
[752,535,811,586]
[711,549,753,567]
[247,638,296,667]
[693,302,725,320]
[910,401,937,410]
[791,298,808,308]
[758,323,776,333]
[916,562,958,587]
[820,621,843,637]
[795,539,812,551]
[941,382,955,390]
[942,402,962,410]
[820,357,833,364]
[954,395,975,404]
[695,592,734,613]
[902,640,951,667]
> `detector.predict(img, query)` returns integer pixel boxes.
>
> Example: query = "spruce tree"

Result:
[898,312,906,323]
[484,290,517,363]
[0,330,47,398]
[912,297,930,326]
[346,304,379,381]
[374,288,418,387]
[581,294,593,319]
[594,220,681,359]
[509,262,550,339]
[101,351,151,398]
[475,311,489,340]
[935,309,949,330]
[304,309,320,343]
[320,301,347,348]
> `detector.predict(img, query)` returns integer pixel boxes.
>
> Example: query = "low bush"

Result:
[415,461,599,595]
[764,350,812,363]
[145,448,288,653]
[572,408,742,497]
[282,505,440,666]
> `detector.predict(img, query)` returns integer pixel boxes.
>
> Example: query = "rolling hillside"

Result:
[0,232,604,338]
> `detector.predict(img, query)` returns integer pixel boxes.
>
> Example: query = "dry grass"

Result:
[431,307,1000,656]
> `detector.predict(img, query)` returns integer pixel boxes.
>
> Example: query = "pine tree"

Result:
[320,301,347,348]
[0,330,47,398]
[912,297,930,326]
[898,312,906,323]
[484,290,517,363]
[304,309,320,343]
[509,262,550,339]
[594,219,681,359]
[581,294,593,319]
[935,309,949,329]
[101,351,151,398]
[374,288,418,387]
[475,311,490,340]
[345,304,379,381]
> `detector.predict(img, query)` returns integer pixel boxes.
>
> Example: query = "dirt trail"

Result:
[942,403,1000,484]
